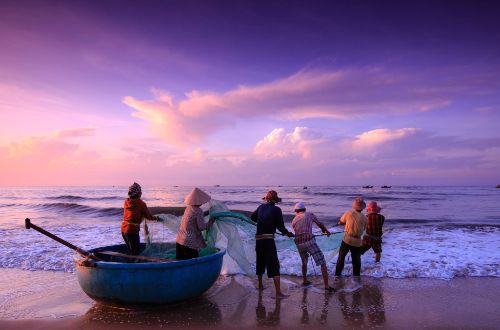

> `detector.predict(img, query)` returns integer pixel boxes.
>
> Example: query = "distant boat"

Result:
[214,185,220,187]
[303,186,308,189]
[496,185,500,188]
[362,185,373,189]
[381,185,391,189]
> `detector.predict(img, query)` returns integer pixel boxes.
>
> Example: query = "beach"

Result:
[1,268,499,329]
[1,186,499,328]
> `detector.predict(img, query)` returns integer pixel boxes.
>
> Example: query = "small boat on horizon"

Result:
[362,185,373,188]
[381,185,391,188]
[496,185,500,188]
[303,186,308,189]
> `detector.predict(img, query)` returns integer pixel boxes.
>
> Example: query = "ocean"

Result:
[0,186,499,279]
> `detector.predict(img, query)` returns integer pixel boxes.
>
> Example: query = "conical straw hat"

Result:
[184,187,211,206]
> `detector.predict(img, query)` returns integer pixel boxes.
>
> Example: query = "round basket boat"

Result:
[74,243,225,305]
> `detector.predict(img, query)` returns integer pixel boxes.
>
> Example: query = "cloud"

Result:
[254,127,325,159]
[124,66,496,147]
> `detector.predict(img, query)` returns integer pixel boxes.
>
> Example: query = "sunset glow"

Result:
[1,1,499,186]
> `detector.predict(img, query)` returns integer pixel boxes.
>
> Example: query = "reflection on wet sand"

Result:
[256,292,281,327]
[337,278,386,327]
[300,288,333,326]
[83,296,221,328]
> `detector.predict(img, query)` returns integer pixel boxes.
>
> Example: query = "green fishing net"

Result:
[141,200,343,275]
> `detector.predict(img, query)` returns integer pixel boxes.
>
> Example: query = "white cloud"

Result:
[124,65,491,147]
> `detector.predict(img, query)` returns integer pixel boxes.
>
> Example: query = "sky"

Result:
[1,0,499,186]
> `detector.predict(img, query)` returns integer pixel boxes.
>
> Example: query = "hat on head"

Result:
[128,182,142,198]
[366,201,381,214]
[352,197,366,211]
[184,187,211,206]
[262,190,281,203]
[294,202,306,211]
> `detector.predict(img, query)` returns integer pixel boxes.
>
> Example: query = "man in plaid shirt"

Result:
[361,201,385,262]
[291,202,335,292]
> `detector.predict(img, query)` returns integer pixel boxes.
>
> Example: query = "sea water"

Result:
[0,186,499,279]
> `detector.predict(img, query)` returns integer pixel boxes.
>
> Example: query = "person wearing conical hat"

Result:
[176,187,214,260]
[361,201,385,262]
[121,182,161,255]
[251,190,294,298]
[335,197,368,277]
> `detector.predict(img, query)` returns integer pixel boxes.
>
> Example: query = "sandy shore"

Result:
[0,268,499,329]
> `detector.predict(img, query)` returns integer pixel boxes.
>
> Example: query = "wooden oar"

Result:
[25,218,100,260]
[25,218,173,263]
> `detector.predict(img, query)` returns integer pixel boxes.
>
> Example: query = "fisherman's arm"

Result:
[276,209,294,237]
[313,214,331,236]
[142,202,161,222]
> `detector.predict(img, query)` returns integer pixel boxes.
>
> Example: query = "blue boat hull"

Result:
[75,244,225,305]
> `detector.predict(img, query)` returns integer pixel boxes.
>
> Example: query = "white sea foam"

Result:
[1,218,498,279]
[1,186,499,279]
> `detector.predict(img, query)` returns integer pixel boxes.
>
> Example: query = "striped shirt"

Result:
[365,213,385,238]
[176,206,211,250]
[291,212,325,244]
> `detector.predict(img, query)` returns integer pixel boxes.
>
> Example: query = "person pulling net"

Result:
[141,197,343,277]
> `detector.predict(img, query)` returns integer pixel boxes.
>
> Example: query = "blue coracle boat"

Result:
[75,243,225,305]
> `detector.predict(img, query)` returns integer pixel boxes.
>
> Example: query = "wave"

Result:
[34,202,122,218]
[46,195,122,201]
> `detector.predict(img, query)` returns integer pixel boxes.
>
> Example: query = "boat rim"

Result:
[74,244,226,269]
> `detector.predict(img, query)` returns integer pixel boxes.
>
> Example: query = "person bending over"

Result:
[176,187,214,260]
[291,202,335,292]
[361,201,385,262]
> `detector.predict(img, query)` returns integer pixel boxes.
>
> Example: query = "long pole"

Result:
[25,218,95,259]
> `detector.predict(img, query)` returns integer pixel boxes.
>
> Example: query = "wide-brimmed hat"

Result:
[184,187,211,206]
[262,190,281,203]
[128,182,142,198]
[366,201,381,214]
[294,202,306,211]
[352,197,366,211]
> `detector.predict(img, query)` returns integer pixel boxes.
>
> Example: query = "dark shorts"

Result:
[122,232,140,255]
[362,236,382,253]
[176,243,199,260]
[255,239,280,278]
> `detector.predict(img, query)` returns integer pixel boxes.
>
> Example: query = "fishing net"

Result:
[141,200,343,275]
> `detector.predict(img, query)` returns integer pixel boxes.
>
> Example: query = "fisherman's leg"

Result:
[351,246,362,276]
[123,232,140,255]
[255,242,265,290]
[335,241,349,276]
[268,242,287,298]
[321,264,330,288]
[258,275,264,290]
[121,232,131,251]
[302,262,308,284]
[373,240,382,262]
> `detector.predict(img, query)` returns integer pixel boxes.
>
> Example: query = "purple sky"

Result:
[1,0,499,186]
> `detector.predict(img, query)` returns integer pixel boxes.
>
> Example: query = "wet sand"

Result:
[0,268,499,329]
